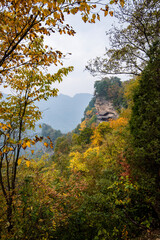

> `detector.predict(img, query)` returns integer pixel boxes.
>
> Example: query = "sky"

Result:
[1,9,129,97]
[44,12,118,97]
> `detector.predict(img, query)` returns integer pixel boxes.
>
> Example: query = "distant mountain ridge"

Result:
[36,93,92,133]
[1,92,92,133]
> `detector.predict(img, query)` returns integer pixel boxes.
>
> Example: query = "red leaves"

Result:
[118,153,131,179]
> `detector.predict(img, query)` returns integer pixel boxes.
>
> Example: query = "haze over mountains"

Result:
[36,93,92,133]
[1,92,92,133]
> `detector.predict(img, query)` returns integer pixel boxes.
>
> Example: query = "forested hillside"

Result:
[0,0,160,239]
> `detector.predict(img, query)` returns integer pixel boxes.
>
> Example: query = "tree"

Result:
[0,0,122,84]
[0,0,125,235]
[129,42,160,220]
[0,63,72,232]
[78,127,94,145]
[86,0,160,76]
[42,123,62,147]
[94,77,126,108]
[0,0,123,231]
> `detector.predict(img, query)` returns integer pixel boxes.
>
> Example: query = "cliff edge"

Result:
[95,96,119,123]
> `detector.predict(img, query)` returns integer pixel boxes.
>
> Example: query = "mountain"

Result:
[1,92,92,133]
[37,93,92,133]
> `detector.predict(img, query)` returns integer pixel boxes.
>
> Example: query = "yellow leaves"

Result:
[31,150,34,154]
[2,125,8,131]
[120,0,125,8]
[86,110,93,116]
[79,120,86,131]
[22,142,27,150]
[44,142,48,147]
[70,8,79,15]
[18,158,22,166]
[82,15,88,23]
[92,13,96,20]
[90,13,96,23]
[3,148,7,153]
[53,12,60,20]
[22,140,33,149]
[18,157,32,166]
[110,117,128,129]
[7,123,12,128]
[0,122,10,131]
[69,146,103,177]
[91,130,103,146]
[0,0,121,78]
[1,146,14,154]
[69,151,89,173]
[26,141,31,148]
[79,2,86,12]
[109,117,128,133]
[83,147,99,159]
[103,5,109,16]
[26,160,31,167]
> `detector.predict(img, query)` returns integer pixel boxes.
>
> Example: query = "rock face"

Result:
[95,97,118,122]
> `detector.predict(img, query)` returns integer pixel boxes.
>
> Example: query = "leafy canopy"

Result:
[0,0,124,83]
[86,0,160,76]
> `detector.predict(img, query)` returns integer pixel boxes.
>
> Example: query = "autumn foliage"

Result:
[0,0,160,239]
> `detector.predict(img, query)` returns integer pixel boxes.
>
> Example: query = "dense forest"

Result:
[0,0,160,239]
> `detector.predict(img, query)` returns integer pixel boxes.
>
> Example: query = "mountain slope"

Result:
[37,93,92,133]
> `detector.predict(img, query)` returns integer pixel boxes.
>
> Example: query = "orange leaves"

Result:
[100,5,109,17]
[109,11,114,17]
[120,0,125,8]
[59,29,63,35]
[90,13,96,23]
[70,8,79,15]
[43,136,54,149]
[1,125,8,131]
[50,142,53,149]
[82,15,88,23]
[21,136,42,150]
[97,14,100,21]
[53,12,61,20]
[104,10,108,17]
[44,142,48,147]
[22,142,27,150]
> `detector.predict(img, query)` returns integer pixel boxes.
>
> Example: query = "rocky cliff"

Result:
[95,97,118,123]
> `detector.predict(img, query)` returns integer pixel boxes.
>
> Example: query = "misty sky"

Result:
[1,10,129,97]
[44,13,119,97]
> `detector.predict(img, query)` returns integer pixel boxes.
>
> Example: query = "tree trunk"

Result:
[7,197,13,233]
